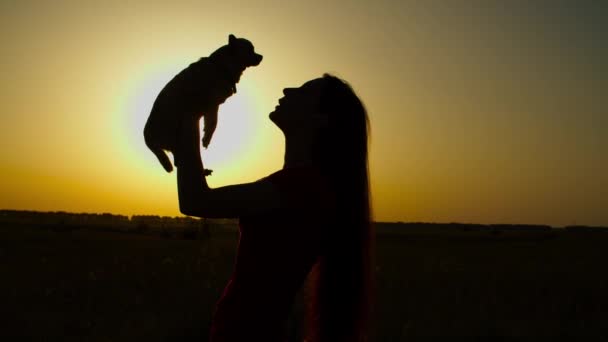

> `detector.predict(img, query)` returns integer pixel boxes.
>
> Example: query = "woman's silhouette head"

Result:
[273,74,373,341]
[269,77,328,139]
[270,74,369,171]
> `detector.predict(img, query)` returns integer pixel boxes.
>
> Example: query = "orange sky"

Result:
[1,1,606,226]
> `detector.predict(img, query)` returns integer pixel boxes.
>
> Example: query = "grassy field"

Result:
[1,223,607,341]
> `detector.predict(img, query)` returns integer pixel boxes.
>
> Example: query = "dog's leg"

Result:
[201,105,219,149]
[151,147,174,173]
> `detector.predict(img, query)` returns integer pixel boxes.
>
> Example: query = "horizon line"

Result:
[2,208,607,229]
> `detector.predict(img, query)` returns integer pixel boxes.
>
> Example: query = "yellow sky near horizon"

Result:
[1,1,606,226]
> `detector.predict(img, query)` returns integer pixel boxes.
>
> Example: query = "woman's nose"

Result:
[282,88,296,96]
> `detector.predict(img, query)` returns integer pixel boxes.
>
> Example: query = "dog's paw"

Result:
[201,137,211,149]
[203,169,213,176]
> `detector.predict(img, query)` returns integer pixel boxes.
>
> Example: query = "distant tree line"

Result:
[2,210,604,237]
[0,209,238,233]
[374,221,607,237]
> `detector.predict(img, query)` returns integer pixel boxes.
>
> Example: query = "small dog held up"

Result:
[143,34,263,174]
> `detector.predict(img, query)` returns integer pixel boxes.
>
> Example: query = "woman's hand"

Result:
[175,116,210,213]
[174,117,199,164]
[174,115,213,175]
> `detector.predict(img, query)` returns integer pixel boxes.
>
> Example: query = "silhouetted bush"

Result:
[135,222,149,233]
[160,228,173,239]
[182,228,198,240]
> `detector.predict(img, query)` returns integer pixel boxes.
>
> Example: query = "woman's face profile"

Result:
[269,78,327,134]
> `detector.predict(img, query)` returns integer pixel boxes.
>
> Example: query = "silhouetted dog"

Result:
[144,34,263,173]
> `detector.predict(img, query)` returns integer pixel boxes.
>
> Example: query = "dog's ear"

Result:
[228,34,237,45]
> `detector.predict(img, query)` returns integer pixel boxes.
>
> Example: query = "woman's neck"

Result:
[283,136,315,169]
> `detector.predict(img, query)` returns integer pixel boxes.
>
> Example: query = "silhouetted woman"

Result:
[174,74,373,342]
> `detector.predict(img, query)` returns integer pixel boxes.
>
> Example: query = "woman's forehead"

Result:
[300,78,325,92]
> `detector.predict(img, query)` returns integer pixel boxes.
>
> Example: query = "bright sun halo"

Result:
[124,65,261,176]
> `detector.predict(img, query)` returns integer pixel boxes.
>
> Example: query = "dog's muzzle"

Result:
[251,54,263,66]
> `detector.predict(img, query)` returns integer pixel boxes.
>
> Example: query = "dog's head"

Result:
[227,34,263,67]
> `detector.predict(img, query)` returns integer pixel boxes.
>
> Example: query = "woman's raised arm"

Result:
[174,116,282,218]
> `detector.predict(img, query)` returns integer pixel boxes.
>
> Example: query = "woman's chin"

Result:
[268,111,285,130]
[269,108,280,121]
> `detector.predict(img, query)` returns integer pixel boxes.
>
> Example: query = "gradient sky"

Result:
[1,0,606,226]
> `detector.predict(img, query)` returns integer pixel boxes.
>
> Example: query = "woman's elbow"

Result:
[179,199,199,217]
[178,189,205,216]
[179,205,192,217]
[179,205,193,217]
[179,199,213,218]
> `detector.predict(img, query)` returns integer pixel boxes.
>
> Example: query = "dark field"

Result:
[1,223,607,341]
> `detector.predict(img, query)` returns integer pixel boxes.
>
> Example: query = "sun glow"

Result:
[201,83,264,174]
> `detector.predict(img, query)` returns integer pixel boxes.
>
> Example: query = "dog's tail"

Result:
[151,147,174,173]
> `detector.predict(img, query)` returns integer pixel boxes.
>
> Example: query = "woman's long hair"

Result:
[305,74,374,342]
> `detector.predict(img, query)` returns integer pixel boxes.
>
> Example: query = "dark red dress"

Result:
[209,167,335,342]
